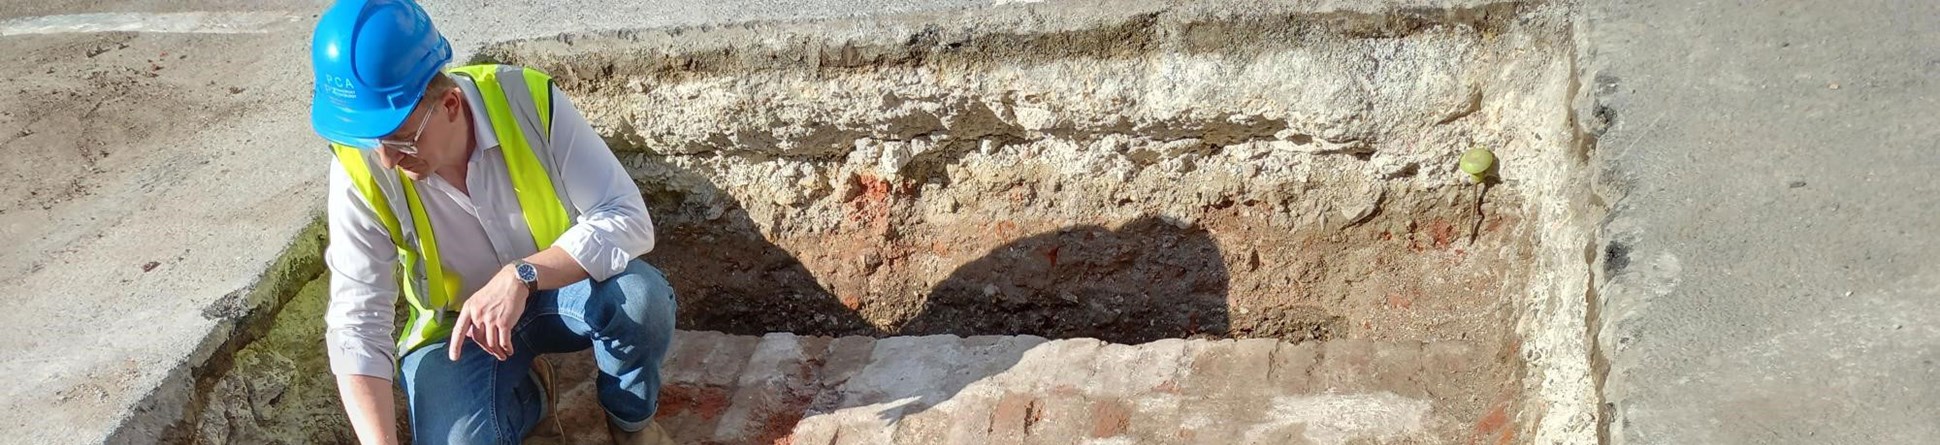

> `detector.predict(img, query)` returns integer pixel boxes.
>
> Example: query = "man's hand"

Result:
[449,265,531,361]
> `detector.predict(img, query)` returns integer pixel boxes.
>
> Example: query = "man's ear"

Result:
[441,88,463,118]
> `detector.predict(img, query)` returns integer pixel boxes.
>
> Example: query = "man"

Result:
[309,1,677,444]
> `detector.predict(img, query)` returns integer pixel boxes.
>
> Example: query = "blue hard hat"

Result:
[309,0,452,149]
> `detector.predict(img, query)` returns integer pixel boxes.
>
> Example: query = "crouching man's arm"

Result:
[323,160,405,445]
[447,84,658,362]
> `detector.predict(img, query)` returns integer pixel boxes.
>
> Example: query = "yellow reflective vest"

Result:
[329,64,571,355]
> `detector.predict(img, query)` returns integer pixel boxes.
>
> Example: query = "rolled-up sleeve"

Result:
[545,86,657,281]
[323,160,401,379]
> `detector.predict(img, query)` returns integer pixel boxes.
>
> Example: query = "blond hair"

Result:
[423,72,456,101]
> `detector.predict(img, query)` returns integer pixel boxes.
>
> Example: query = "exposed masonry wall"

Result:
[485,0,1571,348]
[531,331,1513,445]
[483,0,1586,441]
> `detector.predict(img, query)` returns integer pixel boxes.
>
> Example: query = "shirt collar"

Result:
[453,75,500,157]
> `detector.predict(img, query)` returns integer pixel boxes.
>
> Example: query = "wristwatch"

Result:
[511,260,539,293]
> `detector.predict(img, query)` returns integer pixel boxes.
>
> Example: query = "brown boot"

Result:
[608,420,675,445]
[527,356,564,439]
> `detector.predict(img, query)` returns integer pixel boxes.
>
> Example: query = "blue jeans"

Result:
[398,259,677,445]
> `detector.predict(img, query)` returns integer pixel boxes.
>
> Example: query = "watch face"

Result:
[516,263,538,282]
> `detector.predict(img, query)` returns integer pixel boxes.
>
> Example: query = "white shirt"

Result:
[322,76,655,379]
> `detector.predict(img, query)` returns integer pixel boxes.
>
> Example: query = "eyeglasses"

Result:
[377,106,434,155]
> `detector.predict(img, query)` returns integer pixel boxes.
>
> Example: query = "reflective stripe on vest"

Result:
[329,64,572,356]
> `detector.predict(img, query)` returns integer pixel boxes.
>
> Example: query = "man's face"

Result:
[375,88,465,181]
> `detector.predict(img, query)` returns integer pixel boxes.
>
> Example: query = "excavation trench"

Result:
[190,1,1599,444]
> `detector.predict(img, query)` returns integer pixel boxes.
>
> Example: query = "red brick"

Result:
[1314,339,1377,391]
[655,383,734,441]
[1420,341,1479,399]
[816,336,879,392]
[1088,400,1132,438]
[990,392,1036,440]
[718,334,821,444]
[1266,341,1321,395]
[660,330,724,385]
[655,384,732,421]
[1475,403,1509,436]
[1019,394,1091,445]
[698,334,762,387]
[1369,341,1427,398]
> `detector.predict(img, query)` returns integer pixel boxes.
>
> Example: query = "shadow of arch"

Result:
[900,216,1231,342]
[840,216,1230,426]
[624,156,878,339]
[628,154,1232,346]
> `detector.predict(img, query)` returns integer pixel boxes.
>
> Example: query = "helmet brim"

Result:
[311,92,420,149]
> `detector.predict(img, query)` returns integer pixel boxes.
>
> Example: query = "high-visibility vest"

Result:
[329,64,574,356]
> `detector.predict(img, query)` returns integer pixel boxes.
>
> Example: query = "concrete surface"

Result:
[0,14,324,445]
[1584,0,1940,444]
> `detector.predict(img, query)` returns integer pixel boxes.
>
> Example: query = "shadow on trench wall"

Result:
[627,154,1230,440]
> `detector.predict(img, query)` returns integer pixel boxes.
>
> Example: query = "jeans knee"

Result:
[593,260,675,329]
[399,344,517,444]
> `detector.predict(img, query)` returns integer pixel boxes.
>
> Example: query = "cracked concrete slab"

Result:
[1584,0,1940,443]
